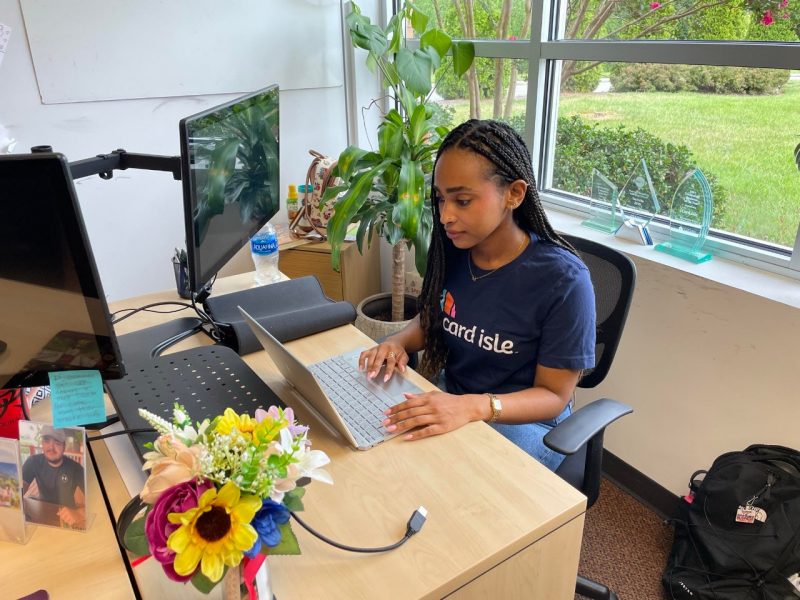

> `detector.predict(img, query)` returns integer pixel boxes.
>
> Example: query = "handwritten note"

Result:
[49,370,106,428]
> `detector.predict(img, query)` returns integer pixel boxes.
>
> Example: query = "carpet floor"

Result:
[576,478,675,600]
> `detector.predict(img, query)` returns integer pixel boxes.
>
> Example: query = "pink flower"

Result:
[649,2,661,9]
[140,436,203,504]
[761,9,774,25]
[508,35,518,41]
[779,0,788,8]
[145,479,214,582]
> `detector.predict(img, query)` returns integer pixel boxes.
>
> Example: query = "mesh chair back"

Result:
[562,234,636,389]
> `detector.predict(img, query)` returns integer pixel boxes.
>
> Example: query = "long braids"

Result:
[417,119,578,379]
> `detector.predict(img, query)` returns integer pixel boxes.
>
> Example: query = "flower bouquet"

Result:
[121,403,332,596]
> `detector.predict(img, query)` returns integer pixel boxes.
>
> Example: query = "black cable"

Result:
[111,301,194,324]
[88,427,156,441]
[290,506,427,553]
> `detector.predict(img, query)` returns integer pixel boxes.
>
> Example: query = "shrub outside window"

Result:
[400,0,800,274]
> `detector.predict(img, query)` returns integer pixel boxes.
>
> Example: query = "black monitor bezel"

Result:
[179,84,280,294]
[0,152,125,388]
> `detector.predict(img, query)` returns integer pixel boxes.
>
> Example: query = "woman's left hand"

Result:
[382,391,480,441]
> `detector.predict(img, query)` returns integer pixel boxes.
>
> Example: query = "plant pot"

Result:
[354,293,418,341]
[173,260,191,299]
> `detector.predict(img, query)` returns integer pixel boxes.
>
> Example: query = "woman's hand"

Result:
[358,341,409,382]
[383,391,484,441]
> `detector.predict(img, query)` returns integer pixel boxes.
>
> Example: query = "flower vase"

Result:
[222,564,242,600]
[221,559,272,600]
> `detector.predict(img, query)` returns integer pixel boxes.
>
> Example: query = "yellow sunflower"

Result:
[215,408,258,439]
[167,481,260,582]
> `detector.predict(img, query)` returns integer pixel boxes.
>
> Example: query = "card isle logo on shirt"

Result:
[440,289,515,354]
[441,289,456,317]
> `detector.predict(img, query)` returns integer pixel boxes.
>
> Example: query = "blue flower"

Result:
[245,499,291,558]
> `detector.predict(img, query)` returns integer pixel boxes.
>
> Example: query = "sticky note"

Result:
[49,370,106,428]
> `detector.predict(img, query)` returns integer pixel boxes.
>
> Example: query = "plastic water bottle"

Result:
[250,222,280,285]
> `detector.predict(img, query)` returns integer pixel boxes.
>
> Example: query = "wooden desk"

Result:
[94,274,588,599]
[1,446,135,599]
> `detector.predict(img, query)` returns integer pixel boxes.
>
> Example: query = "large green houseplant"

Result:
[325,2,474,322]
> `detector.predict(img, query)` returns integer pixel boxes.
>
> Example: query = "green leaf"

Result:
[393,157,425,240]
[413,207,432,276]
[122,516,150,557]
[385,13,402,55]
[328,162,390,270]
[337,146,369,181]
[409,104,429,147]
[365,26,389,57]
[283,487,306,512]
[378,119,404,159]
[451,41,475,77]
[191,568,223,594]
[409,5,429,34]
[421,46,441,72]
[397,87,418,118]
[420,29,451,60]
[396,48,432,96]
[382,60,400,87]
[268,522,302,555]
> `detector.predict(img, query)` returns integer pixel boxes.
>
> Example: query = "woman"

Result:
[360,119,596,470]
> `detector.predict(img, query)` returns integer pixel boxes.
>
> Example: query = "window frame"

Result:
[391,0,800,279]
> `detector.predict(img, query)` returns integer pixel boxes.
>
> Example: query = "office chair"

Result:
[543,234,637,600]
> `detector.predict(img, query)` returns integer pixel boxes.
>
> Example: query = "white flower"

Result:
[296,449,333,485]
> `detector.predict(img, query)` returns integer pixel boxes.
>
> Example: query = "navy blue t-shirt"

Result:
[441,233,596,395]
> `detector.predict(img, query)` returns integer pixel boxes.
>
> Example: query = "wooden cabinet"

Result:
[278,239,380,305]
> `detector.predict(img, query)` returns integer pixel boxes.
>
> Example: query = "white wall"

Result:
[0,0,348,301]
[582,253,800,495]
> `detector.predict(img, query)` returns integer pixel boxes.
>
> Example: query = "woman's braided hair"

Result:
[417,119,579,379]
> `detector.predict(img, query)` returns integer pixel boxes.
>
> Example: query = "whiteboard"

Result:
[20,0,344,104]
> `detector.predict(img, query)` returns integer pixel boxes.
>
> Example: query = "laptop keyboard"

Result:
[308,355,396,447]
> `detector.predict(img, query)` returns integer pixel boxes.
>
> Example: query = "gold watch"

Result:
[486,393,502,423]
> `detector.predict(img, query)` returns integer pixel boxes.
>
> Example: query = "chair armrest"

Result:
[543,398,632,455]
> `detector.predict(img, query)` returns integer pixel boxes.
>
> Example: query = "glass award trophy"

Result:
[616,160,659,245]
[655,168,713,263]
[581,169,620,234]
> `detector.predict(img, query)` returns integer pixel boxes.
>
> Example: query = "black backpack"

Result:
[663,444,800,600]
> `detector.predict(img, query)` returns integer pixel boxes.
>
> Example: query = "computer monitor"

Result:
[0,153,125,389]
[179,84,281,295]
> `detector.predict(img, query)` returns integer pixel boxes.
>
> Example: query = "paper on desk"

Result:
[50,370,107,427]
[101,421,148,498]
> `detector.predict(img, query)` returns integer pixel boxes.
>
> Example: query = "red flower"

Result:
[649,1,662,8]
[761,9,774,25]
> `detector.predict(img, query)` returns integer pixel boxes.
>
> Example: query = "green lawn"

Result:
[445,82,800,247]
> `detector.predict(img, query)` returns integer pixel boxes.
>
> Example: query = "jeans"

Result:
[489,404,572,472]
[436,372,571,472]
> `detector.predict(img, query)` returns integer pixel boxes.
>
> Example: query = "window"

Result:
[400,0,800,276]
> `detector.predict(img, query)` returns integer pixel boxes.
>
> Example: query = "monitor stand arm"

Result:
[53,147,181,181]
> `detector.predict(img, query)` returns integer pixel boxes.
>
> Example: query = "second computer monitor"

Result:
[179,84,280,294]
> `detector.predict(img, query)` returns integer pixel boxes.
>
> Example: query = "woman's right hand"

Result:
[359,341,409,382]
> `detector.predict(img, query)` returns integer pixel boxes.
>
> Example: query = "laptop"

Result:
[238,306,424,450]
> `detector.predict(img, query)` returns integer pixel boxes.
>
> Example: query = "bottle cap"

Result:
[287,184,298,199]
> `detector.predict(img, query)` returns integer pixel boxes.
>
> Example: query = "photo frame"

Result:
[18,420,88,532]
[0,437,31,544]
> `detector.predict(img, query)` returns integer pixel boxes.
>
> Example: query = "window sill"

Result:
[545,206,800,311]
